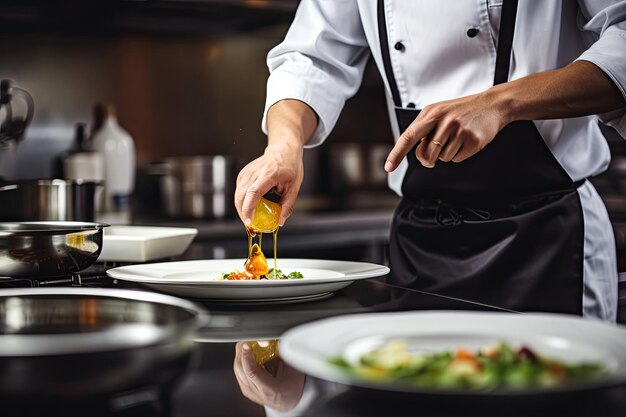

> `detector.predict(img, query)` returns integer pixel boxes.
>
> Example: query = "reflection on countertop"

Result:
[174,279,517,417]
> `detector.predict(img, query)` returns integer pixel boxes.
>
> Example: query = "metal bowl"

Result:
[0,221,109,278]
[148,155,237,219]
[0,287,207,404]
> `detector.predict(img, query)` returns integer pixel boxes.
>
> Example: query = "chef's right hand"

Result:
[235,142,303,227]
[235,99,316,227]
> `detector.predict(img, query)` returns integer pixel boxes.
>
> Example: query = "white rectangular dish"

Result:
[98,226,198,262]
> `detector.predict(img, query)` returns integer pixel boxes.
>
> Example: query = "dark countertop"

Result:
[3,262,626,416]
[302,385,626,417]
[165,278,519,417]
[180,280,626,417]
[35,274,622,417]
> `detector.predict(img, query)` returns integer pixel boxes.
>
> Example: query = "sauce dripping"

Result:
[245,226,279,279]
[244,191,282,278]
[273,229,278,273]
[244,242,269,278]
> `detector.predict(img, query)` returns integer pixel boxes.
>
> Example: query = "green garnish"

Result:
[266,268,284,280]
[265,268,304,280]
[328,341,605,390]
[287,271,304,279]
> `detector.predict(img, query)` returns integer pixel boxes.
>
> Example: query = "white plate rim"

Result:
[106,258,390,287]
[279,311,626,396]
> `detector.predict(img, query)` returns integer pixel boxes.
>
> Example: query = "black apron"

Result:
[380,0,584,314]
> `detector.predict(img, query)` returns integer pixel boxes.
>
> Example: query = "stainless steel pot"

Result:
[0,287,207,406]
[0,179,101,222]
[149,156,236,219]
[0,221,108,278]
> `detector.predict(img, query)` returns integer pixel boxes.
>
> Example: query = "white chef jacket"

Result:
[261,1,626,322]
[263,0,626,192]
[262,2,626,416]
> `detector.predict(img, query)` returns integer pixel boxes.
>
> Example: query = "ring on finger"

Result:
[431,140,444,147]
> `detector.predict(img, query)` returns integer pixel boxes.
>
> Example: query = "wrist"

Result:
[484,83,519,127]
[265,139,304,158]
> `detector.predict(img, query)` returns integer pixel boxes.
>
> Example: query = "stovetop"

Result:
[0,263,174,417]
[0,262,135,287]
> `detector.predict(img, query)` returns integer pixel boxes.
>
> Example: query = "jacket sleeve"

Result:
[262,0,371,147]
[576,0,626,138]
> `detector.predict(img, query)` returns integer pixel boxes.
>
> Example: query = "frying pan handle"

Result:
[0,184,18,192]
[197,311,212,328]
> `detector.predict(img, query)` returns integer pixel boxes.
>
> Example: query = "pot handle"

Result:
[0,184,18,192]
[144,162,172,176]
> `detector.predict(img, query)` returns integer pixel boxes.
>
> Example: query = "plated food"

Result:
[218,268,304,281]
[279,311,626,395]
[217,235,304,281]
[328,341,605,390]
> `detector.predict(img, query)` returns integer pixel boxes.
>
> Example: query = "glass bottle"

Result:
[89,103,135,213]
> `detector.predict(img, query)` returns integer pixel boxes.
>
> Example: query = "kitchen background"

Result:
[1,0,626,273]
[0,1,392,195]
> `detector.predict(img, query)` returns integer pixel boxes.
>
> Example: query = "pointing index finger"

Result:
[385,117,437,172]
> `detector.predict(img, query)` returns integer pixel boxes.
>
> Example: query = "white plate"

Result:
[106,259,389,301]
[98,226,198,262]
[279,311,626,396]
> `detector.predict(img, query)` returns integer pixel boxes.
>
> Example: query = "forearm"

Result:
[492,60,625,124]
[266,99,318,153]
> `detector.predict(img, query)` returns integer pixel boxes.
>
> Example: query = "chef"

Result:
[234,0,626,321]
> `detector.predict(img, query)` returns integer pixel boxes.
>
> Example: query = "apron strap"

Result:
[494,0,519,85]
[377,0,402,107]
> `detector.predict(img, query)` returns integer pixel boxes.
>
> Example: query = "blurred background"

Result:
[1,0,626,271]
[0,0,399,264]
[0,0,396,211]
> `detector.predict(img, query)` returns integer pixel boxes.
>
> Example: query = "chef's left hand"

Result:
[233,342,306,412]
[384,90,510,171]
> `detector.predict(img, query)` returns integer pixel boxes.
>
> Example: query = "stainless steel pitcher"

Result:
[0,179,101,221]
[149,156,236,219]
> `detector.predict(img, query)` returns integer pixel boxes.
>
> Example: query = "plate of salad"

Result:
[279,311,626,395]
[107,259,389,301]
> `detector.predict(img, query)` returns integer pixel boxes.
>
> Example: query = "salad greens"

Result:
[328,341,605,390]
[266,268,304,280]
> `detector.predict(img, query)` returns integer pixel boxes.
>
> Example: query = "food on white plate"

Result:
[216,268,304,281]
[328,341,605,390]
